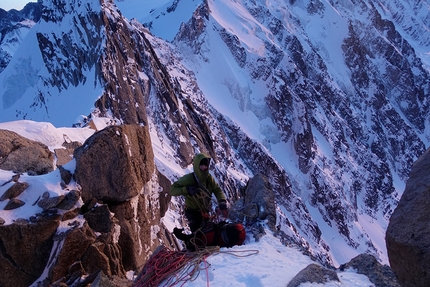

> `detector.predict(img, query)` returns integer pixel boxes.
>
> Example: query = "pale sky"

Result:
[0,0,36,11]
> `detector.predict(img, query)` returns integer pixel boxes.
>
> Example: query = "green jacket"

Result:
[170,153,226,213]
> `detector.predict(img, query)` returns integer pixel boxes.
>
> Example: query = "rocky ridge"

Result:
[0,124,175,286]
[0,127,405,286]
[0,0,429,278]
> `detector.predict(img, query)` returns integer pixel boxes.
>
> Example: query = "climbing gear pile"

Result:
[132,245,218,287]
[132,244,259,287]
[174,221,246,251]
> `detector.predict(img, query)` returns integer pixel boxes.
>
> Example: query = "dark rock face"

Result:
[48,221,127,285]
[74,124,154,203]
[84,204,117,233]
[0,181,29,201]
[339,254,401,287]
[0,197,127,286]
[37,0,104,92]
[50,223,99,283]
[95,9,149,127]
[219,28,247,68]
[0,214,61,287]
[232,174,276,230]
[110,169,173,271]
[386,148,430,287]
[0,129,55,175]
[73,124,173,272]
[55,140,82,167]
[174,3,209,55]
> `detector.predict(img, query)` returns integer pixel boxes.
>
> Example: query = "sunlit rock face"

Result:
[0,123,173,286]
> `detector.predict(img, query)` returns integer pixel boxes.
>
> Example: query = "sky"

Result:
[0,120,376,287]
[0,0,36,11]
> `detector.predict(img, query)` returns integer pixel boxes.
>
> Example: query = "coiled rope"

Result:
[132,245,259,287]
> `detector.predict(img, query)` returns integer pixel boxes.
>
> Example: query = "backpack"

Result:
[174,221,246,251]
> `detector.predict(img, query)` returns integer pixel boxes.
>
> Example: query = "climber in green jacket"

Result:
[170,153,228,232]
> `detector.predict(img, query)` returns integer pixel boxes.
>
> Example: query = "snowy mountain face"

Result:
[0,0,429,268]
[0,2,42,73]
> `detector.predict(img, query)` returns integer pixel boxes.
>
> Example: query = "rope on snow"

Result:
[132,245,259,287]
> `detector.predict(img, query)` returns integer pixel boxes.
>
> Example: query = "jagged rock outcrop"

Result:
[47,219,126,286]
[287,253,401,287]
[0,124,174,286]
[0,129,55,175]
[339,254,401,287]
[0,214,61,287]
[231,173,276,230]
[386,147,430,287]
[174,3,209,55]
[96,3,217,167]
[74,124,154,203]
[0,181,28,201]
[287,263,339,287]
[55,139,83,167]
[74,124,174,272]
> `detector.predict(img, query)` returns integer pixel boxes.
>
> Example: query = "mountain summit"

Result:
[0,0,429,270]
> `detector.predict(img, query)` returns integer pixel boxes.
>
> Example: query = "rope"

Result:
[218,249,259,257]
[188,172,232,227]
[190,173,213,214]
[132,245,219,287]
[132,245,260,287]
[190,191,212,213]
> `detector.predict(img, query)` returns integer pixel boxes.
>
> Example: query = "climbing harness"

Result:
[192,172,210,195]
[188,172,213,213]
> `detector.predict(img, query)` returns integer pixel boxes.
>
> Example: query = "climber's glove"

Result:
[218,200,227,210]
[218,200,229,218]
